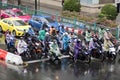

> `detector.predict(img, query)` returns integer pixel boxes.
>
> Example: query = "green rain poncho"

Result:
[98,28,105,39]
[38,30,46,41]
[85,31,92,42]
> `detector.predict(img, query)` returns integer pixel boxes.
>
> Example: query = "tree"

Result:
[100,4,118,20]
[63,0,81,12]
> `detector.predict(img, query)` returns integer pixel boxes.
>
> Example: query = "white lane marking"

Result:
[25,55,70,64]
[25,58,50,64]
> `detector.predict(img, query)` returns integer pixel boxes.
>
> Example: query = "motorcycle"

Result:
[76,46,91,63]
[90,42,105,62]
[48,41,63,63]
[33,41,44,59]
[69,38,77,57]
[105,46,117,60]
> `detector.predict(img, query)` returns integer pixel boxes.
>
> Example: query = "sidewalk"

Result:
[40,0,62,10]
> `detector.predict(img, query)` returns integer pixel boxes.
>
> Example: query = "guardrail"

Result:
[0,1,119,40]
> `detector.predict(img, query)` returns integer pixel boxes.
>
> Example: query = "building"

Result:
[80,0,115,14]
[81,0,114,5]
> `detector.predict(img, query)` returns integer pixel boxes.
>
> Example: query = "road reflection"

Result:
[0,34,120,80]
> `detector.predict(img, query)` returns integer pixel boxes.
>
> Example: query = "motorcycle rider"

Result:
[74,39,83,62]
[98,27,105,43]
[85,29,92,45]
[88,36,98,54]
[62,32,70,55]
[5,31,15,51]
[44,32,51,57]
[17,37,28,57]
[59,25,65,35]
[38,28,46,41]
[49,26,57,40]
[103,29,114,52]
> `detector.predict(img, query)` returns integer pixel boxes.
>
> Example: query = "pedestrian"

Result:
[4,29,10,45]
[6,31,15,51]
[62,0,64,6]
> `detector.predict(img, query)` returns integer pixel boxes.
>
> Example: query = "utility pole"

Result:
[18,0,21,5]
[35,0,37,14]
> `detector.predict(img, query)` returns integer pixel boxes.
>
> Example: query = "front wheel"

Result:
[84,55,91,64]
[100,54,105,62]
[111,54,116,61]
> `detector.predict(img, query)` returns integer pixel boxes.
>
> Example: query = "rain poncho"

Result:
[59,26,65,35]
[103,39,113,51]
[89,39,96,51]
[85,31,92,42]
[74,41,82,60]
[6,33,15,47]
[38,30,46,41]
[17,39,28,54]
[104,31,113,40]
[103,31,114,51]
[98,28,105,39]
[62,35,70,50]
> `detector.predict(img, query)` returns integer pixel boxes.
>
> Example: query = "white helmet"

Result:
[106,29,110,31]
[46,32,49,35]
[64,32,68,36]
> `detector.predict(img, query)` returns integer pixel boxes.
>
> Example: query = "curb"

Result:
[0,49,23,65]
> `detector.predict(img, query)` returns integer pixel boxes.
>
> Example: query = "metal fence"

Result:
[0,1,119,40]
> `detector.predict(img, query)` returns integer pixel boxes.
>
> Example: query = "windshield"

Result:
[15,11,26,16]
[45,17,55,23]
[13,20,26,26]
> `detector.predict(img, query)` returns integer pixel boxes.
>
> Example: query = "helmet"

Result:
[106,29,110,31]
[78,39,81,42]
[77,39,81,43]
[64,32,68,36]
[46,32,49,35]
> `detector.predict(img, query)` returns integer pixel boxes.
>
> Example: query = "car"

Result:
[28,15,60,32]
[0,17,33,36]
[0,8,31,22]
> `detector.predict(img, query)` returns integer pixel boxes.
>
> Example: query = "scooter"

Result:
[90,42,105,62]
[77,46,91,63]
[105,46,117,60]
[33,41,44,59]
[48,41,63,63]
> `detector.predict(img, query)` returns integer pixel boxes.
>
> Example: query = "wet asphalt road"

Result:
[0,34,120,80]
